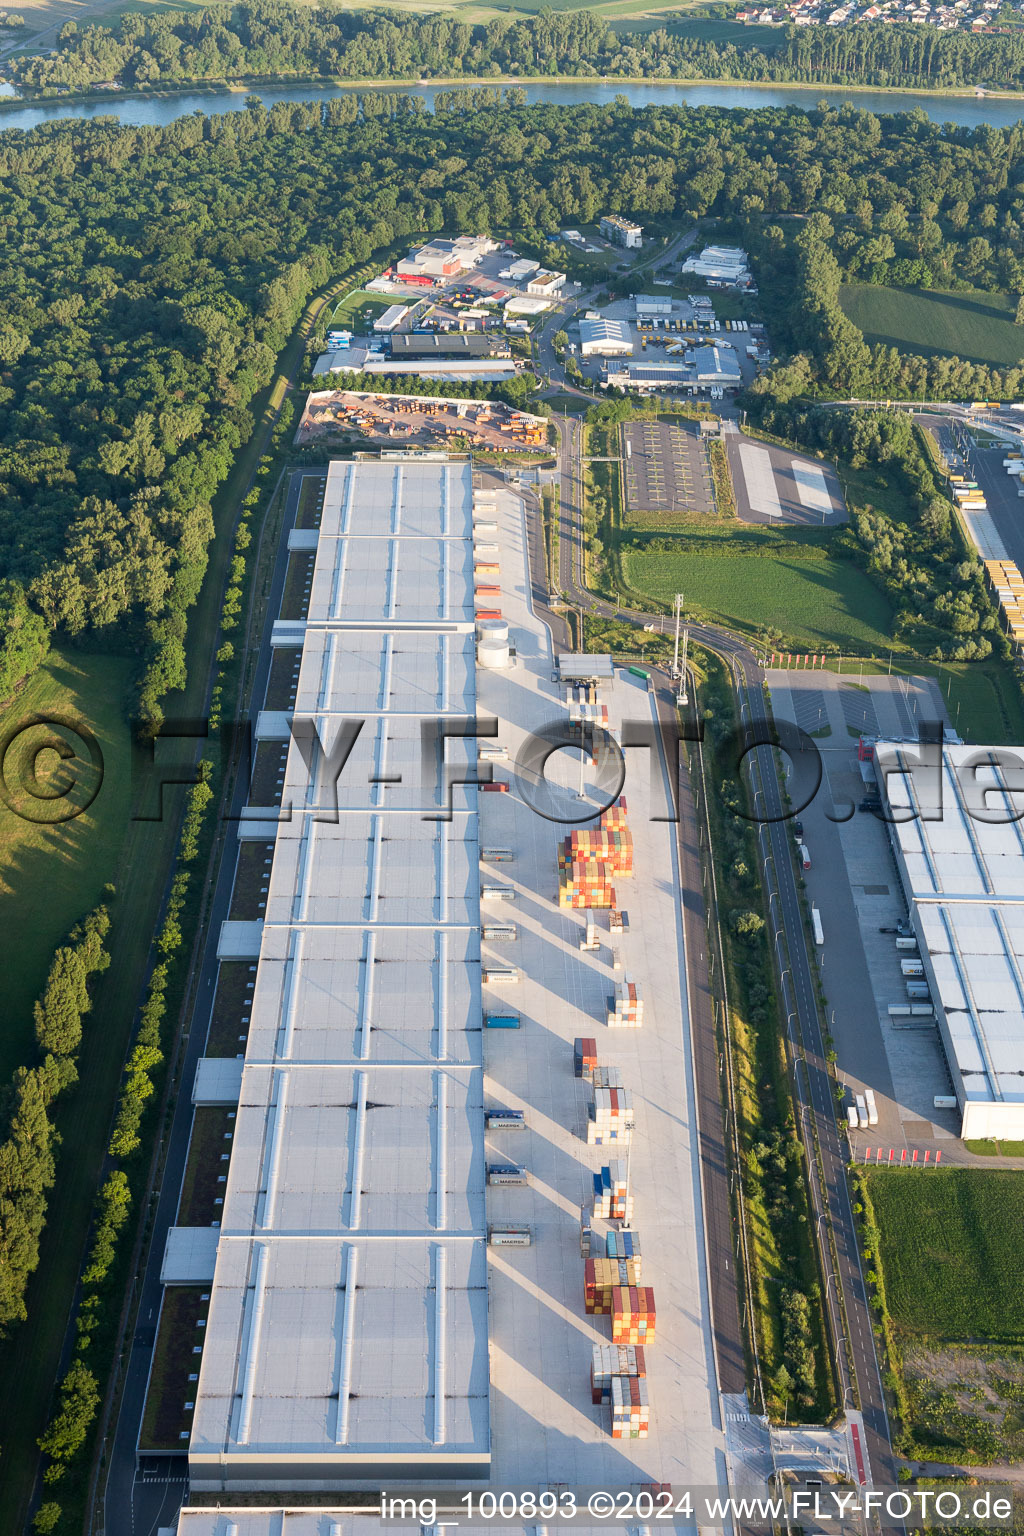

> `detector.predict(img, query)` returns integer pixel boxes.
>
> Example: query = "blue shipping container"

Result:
[485,1014,520,1029]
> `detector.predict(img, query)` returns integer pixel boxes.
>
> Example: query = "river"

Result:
[2,76,1024,133]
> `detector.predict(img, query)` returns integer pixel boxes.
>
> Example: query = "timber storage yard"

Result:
[151,457,727,1534]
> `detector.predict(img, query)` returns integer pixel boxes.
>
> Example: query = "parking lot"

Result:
[765,668,984,1159]
[727,432,847,526]
[622,420,714,518]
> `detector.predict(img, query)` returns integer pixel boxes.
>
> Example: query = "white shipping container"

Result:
[895,936,918,951]
[933,1095,958,1110]
[888,1004,912,1017]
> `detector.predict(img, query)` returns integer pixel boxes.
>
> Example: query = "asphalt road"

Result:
[549,419,897,1491]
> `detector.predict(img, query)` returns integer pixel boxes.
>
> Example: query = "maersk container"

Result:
[479,746,508,762]
[488,1226,531,1247]
[933,1094,958,1110]
[485,1014,520,1029]
[482,924,517,942]
[486,1109,525,1129]
[487,1164,528,1185]
[482,967,520,984]
[481,847,513,861]
[481,885,515,902]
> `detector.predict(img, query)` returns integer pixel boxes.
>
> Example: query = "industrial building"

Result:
[313,351,517,383]
[395,235,498,281]
[876,740,1024,1138]
[600,214,643,249]
[372,304,409,333]
[389,334,511,361]
[692,344,742,386]
[604,361,691,389]
[579,317,634,357]
[153,454,729,1534]
[526,268,565,297]
[681,244,752,287]
[181,460,488,1492]
[635,294,673,317]
[501,257,540,282]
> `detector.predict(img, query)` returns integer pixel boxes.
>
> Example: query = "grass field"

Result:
[620,526,895,651]
[839,284,1024,368]
[864,1168,1024,1461]
[0,650,132,1086]
[868,1169,1024,1343]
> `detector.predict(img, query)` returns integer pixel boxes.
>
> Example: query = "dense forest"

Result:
[749,207,1024,399]
[1,94,1024,716]
[13,3,1024,95]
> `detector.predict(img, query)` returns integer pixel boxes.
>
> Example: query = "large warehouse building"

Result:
[189,461,489,1491]
[579,317,633,357]
[153,456,729,1533]
[877,740,1024,1138]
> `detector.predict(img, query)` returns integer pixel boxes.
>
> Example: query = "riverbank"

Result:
[3,69,1024,115]
[3,72,1024,132]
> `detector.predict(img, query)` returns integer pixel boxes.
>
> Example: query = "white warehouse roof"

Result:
[879,741,1024,1137]
[579,318,633,356]
[190,461,490,1493]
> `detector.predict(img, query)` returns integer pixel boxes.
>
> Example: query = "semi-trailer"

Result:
[487,1164,528,1185]
[488,1226,531,1246]
[812,907,824,945]
[864,1088,879,1126]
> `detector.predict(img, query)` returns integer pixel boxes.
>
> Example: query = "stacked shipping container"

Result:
[608,975,644,1028]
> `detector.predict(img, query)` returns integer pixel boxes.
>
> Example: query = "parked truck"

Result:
[799,844,811,871]
[811,906,824,945]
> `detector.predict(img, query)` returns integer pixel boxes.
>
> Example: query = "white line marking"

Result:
[739,444,782,519]
[792,460,832,515]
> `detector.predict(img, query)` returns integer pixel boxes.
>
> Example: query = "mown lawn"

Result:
[839,284,1024,368]
[621,527,895,652]
[0,649,132,1085]
[868,1169,1024,1343]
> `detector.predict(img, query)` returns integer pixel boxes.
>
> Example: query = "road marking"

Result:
[739,443,782,518]
[791,460,832,515]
